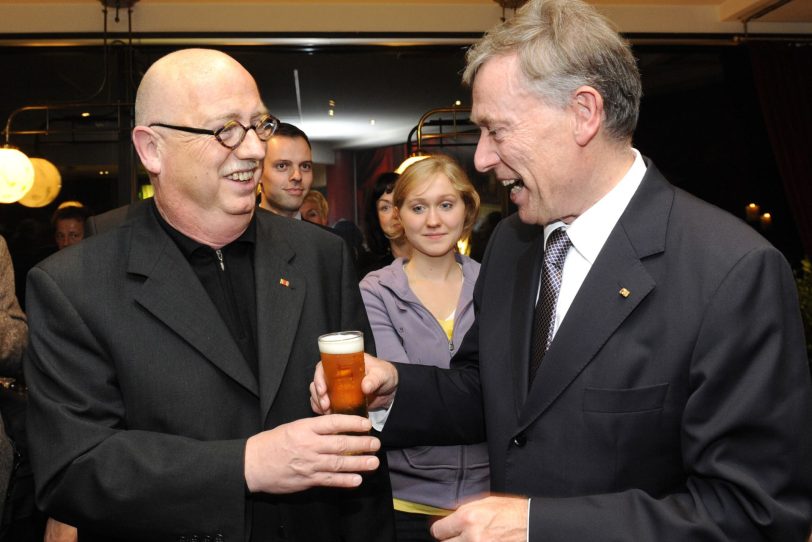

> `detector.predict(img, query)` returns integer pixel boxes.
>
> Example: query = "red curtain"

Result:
[326,150,355,223]
[325,144,407,225]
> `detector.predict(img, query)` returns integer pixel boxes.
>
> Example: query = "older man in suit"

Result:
[24,48,394,542]
[312,0,812,540]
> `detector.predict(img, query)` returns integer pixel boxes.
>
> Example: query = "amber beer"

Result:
[318,331,368,417]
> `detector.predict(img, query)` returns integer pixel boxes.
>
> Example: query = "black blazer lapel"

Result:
[254,215,306,420]
[511,232,546,413]
[518,163,672,430]
[127,208,259,397]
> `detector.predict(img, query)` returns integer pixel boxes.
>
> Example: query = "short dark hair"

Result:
[51,205,90,227]
[273,122,311,149]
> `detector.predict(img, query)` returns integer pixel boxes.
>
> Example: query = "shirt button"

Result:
[512,434,527,447]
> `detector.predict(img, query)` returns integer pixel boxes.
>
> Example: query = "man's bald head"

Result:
[130,48,268,248]
[135,49,259,126]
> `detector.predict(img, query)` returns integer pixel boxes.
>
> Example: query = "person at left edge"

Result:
[23,48,395,542]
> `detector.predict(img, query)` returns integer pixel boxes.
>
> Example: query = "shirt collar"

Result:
[544,148,646,265]
[152,201,256,259]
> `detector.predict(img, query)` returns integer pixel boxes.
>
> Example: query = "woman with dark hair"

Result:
[358,171,411,278]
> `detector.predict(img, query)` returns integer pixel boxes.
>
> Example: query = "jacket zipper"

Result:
[215,249,225,271]
[402,295,469,354]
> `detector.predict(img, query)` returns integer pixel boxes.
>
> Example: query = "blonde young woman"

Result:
[359,155,488,541]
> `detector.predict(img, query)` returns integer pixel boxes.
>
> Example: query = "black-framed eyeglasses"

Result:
[149,114,279,149]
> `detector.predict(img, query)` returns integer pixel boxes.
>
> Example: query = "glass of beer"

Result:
[318,331,368,417]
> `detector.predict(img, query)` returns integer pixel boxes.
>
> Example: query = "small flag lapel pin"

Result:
[279,278,290,287]
[619,287,631,298]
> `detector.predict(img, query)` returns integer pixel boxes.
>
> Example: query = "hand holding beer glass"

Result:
[318,331,368,418]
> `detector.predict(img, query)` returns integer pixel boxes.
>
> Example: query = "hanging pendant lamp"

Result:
[0,146,35,204]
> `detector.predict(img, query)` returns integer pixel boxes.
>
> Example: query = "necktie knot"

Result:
[545,228,571,271]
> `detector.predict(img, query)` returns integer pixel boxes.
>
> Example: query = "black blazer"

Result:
[84,200,145,237]
[383,160,812,541]
[24,202,394,541]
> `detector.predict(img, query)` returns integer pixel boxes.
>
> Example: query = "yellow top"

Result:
[393,498,452,516]
[438,314,454,341]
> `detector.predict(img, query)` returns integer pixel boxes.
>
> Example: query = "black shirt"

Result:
[153,203,259,379]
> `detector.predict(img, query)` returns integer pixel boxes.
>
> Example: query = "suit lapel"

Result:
[254,214,306,420]
[517,162,672,431]
[518,231,655,429]
[128,206,259,396]
[510,232,545,413]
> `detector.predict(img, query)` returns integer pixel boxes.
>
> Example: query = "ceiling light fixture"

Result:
[493,0,528,7]
[0,0,139,205]
[0,146,35,203]
[493,0,529,21]
[18,157,61,208]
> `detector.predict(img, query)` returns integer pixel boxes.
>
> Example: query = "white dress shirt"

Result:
[526,149,646,537]
[542,148,647,340]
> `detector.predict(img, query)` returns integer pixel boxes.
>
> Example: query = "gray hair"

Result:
[463,0,642,141]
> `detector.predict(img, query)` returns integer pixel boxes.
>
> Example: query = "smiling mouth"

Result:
[226,170,256,183]
[501,178,525,194]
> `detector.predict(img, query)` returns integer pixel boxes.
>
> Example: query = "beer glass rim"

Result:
[318,330,363,342]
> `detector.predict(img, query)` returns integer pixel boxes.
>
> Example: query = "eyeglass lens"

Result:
[216,116,278,148]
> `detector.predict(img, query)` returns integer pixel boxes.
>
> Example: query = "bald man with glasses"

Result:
[24,48,395,542]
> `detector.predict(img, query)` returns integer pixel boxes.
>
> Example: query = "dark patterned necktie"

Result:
[529,228,571,384]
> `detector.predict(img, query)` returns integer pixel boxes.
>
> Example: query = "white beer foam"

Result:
[318,332,364,355]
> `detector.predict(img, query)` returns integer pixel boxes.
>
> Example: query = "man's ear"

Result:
[132,126,162,175]
[571,86,603,147]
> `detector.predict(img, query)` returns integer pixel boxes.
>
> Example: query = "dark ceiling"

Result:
[0,42,473,149]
